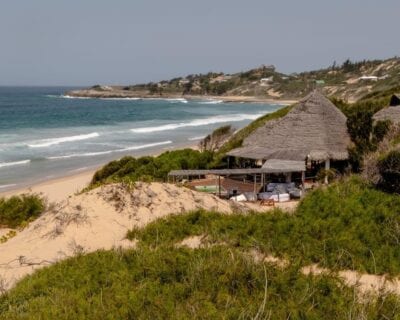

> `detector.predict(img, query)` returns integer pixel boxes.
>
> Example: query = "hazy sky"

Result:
[0,0,399,86]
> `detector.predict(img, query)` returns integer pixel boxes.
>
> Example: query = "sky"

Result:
[0,0,399,86]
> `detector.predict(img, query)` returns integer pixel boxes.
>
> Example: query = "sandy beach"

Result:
[0,169,95,203]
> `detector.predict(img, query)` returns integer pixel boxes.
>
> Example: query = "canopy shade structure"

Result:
[168,159,305,177]
[227,90,351,162]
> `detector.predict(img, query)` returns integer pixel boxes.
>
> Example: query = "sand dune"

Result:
[0,182,273,291]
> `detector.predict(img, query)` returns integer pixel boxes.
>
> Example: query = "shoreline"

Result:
[64,89,297,105]
[0,142,199,202]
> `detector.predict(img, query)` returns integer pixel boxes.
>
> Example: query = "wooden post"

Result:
[325,159,330,185]
[301,171,305,189]
[253,174,256,194]
[218,175,221,198]
[261,173,264,193]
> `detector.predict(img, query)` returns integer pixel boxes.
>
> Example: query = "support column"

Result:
[218,175,221,198]
[301,171,305,189]
[286,172,292,183]
[324,159,330,185]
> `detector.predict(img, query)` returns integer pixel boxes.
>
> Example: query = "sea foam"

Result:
[130,113,265,133]
[198,100,224,105]
[28,133,100,148]
[0,160,31,169]
[47,141,172,160]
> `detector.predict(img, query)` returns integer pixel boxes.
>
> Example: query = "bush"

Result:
[130,177,400,275]
[378,150,400,193]
[0,194,45,228]
[91,149,214,186]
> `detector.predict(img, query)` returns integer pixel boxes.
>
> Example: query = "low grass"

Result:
[129,176,400,276]
[3,177,400,317]
[0,194,45,228]
[2,247,400,319]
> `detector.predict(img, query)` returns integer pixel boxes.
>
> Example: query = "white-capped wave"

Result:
[131,113,265,134]
[28,132,100,148]
[60,95,91,99]
[0,160,31,169]
[0,184,17,189]
[47,141,172,160]
[198,100,223,105]
[99,97,142,101]
[188,136,206,141]
[145,98,188,104]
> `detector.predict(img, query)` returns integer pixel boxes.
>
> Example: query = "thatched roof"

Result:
[373,108,400,124]
[227,90,351,161]
[262,159,305,172]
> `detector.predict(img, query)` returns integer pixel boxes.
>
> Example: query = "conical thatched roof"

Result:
[373,107,400,123]
[227,90,351,161]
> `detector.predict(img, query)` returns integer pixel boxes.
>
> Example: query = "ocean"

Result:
[0,87,283,191]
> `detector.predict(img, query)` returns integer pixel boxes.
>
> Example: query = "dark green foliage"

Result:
[91,149,214,186]
[378,150,400,193]
[130,177,400,275]
[0,194,45,228]
[336,96,391,171]
[199,125,234,152]
[1,247,398,319]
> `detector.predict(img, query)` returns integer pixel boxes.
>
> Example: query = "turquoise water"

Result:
[0,87,283,190]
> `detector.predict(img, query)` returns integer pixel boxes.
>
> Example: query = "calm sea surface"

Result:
[0,87,283,191]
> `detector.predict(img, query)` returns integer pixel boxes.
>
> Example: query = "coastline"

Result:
[64,88,297,105]
[0,142,199,202]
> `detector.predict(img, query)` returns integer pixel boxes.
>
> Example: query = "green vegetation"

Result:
[91,149,213,186]
[333,91,394,171]
[199,125,234,152]
[2,241,400,318]
[89,105,292,187]
[114,56,400,100]
[0,194,45,228]
[378,150,400,193]
[130,177,400,276]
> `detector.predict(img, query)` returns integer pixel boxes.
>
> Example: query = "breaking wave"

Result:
[46,141,172,160]
[0,160,31,169]
[188,136,206,141]
[198,100,223,104]
[28,133,100,148]
[131,113,265,133]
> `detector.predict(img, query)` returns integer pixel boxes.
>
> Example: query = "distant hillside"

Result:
[67,57,400,102]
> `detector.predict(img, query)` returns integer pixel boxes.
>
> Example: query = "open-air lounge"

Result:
[169,90,352,204]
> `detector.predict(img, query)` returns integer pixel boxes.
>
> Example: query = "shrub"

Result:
[378,150,400,193]
[90,149,214,186]
[0,194,45,228]
[1,247,398,319]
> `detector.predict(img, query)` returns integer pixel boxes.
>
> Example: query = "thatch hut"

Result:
[373,94,400,123]
[227,90,351,182]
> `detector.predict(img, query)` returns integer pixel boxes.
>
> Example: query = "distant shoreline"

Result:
[65,88,297,105]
